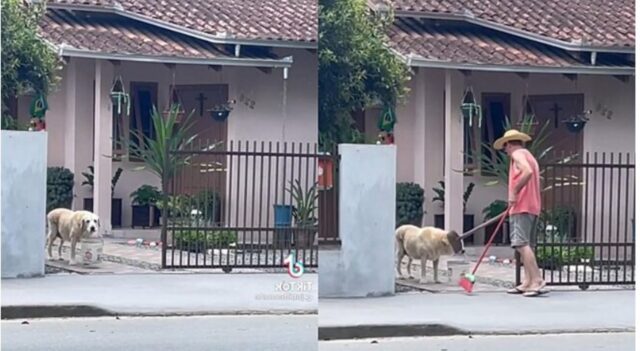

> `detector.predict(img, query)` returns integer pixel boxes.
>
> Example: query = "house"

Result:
[11,0,318,233]
[361,0,635,249]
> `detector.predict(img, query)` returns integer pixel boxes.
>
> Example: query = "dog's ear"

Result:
[76,215,86,232]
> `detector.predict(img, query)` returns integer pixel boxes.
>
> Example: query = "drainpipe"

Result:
[590,52,597,65]
[235,44,241,57]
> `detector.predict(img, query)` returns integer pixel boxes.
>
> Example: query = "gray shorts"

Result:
[509,213,538,248]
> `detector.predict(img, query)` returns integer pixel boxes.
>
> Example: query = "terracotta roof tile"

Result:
[39,9,281,61]
[389,18,633,69]
[48,0,317,44]
[374,0,634,49]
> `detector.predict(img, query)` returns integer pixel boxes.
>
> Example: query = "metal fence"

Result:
[515,152,635,288]
[160,140,337,270]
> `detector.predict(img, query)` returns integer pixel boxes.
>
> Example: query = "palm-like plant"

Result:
[287,180,319,228]
[467,114,580,188]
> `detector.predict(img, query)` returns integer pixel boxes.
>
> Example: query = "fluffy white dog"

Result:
[46,208,101,265]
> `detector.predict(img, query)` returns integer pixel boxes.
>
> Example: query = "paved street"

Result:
[2,315,317,351]
[319,332,635,351]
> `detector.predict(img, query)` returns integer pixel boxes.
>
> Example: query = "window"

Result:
[113,82,158,161]
[480,93,510,175]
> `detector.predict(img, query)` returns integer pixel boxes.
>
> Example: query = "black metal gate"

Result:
[160,140,333,271]
[516,152,635,288]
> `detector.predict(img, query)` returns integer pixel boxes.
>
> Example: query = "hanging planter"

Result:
[207,100,236,122]
[110,76,130,116]
[29,93,48,119]
[460,86,482,127]
[378,105,396,132]
[562,111,591,134]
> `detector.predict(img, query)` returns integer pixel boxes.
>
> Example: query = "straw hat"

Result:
[492,129,532,150]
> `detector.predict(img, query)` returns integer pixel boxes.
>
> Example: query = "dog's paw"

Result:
[68,259,78,266]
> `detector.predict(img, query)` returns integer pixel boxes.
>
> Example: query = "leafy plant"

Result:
[286,180,319,227]
[318,0,411,151]
[396,182,425,227]
[192,189,222,222]
[537,206,576,242]
[46,167,74,212]
[466,115,579,187]
[536,246,594,270]
[130,185,162,207]
[155,194,191,219]
[81,165,123,197]
[174,229,237,250]
[2,0,63,119]
[482,199,508,221]
[432,181,475,212]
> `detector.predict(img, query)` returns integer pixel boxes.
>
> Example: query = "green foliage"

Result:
[174,230,237,249]
[1,0,62,119]
[155,194,191,219]
[396,182,425,227]
[319,0,411,151]
[482,199,508,221]
[130,185,162,207]
[466,115,579,186]
[536,246,594,270]
[286,180,319,227]
[46,167,74,212]
[192,189,222,222]
[537,205,576,242]
[432,181,475,212]
[81,165,123,197]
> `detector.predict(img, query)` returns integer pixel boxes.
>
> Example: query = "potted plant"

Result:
[193,189,222,226]
[482,199,509,245]
[110,76,130,116]
[155,194,191,227]
[286,180,319,249]
[174,229,237,254]
[432,181,475,243]
[130,185,162,228]
[82,165,124,227]
[207,100,236,122]
[396,182,425,227]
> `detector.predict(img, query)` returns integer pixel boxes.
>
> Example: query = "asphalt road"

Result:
[2,315,317,351]
[319,332,635,351]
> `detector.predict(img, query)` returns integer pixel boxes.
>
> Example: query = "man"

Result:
[493,129,547,297]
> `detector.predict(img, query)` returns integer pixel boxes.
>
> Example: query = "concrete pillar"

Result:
[93,60,114,234]
[444,69,464,234]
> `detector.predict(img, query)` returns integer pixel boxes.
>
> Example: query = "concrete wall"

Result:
[1,131,48,278]
[385,68,635,244]
[319,144,396,298]
[19,47,317,229]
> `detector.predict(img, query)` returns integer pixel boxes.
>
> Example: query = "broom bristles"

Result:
[458,276,474,293]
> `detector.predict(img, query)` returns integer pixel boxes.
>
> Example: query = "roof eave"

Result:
[393,10,635,54]
[46,3,317,50]
[59,47,294,68]
[406,55,635,76]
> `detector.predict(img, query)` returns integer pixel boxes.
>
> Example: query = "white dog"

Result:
[46,208,101,265]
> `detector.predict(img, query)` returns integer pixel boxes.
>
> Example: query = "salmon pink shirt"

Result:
[508,148,542,216]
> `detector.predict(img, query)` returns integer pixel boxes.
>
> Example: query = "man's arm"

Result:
[511,150,533,196]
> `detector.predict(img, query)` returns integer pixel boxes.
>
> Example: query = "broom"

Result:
[458,206,511,293]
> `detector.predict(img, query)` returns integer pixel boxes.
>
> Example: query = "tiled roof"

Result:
[47,0,317,45]
[39,9,286,63]
[389,18,634,71]
[373,0,634,50]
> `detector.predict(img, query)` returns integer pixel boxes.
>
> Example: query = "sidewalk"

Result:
[2,273,317,319]
[318,289,635,339]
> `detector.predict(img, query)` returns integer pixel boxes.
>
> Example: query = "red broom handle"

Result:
[470,206,511,275]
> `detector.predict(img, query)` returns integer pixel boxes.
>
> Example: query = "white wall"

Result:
[391,68,635,244]
[32,47,317,229]
[1,131,48,278]
[320,144,396,297]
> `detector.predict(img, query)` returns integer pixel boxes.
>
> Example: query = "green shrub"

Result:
[46,167,74,212]
[130,185,162,206]
[175,229,237,249]
[192,190,222,222]
[396,182,425,227]
[536,246,594,269]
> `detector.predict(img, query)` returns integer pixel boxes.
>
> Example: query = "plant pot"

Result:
[434,214,475,244]
[210,109,230,121]
[83,198,123,228]
[294,227,316,249]
[132,205,161,228]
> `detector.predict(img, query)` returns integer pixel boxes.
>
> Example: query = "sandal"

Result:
[523,289,549,297]
[506,287,525,294]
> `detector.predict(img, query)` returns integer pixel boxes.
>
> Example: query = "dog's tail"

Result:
[395,225,414,256]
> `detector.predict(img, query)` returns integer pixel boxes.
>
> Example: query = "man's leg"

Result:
[517,244,544,290]
[510,215,530,291]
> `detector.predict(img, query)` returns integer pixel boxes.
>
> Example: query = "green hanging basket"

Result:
[29,94,48,119]
[378,105,396,132]
[460,86,482,127]
[110,76,130,116]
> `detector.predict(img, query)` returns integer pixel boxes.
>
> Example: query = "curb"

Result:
[1,305,317,320]
[318,324,635,341]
